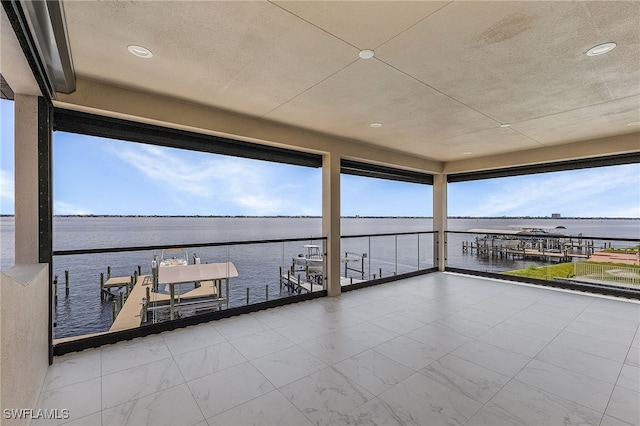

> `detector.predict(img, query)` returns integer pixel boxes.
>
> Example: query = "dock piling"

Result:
[54,275,58,300]
[107,266,111,279]
[279,267,283,290]
[100,272,104,301]
[119,292,124,309]
[265,285,269,301]
[112,300,117,321]
[246,287,250,305]
[65,270,70,297]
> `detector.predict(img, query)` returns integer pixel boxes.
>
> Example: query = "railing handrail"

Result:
[53,236,327,256]
[341,230,435,239]
[53,230,437,256]
[445,230,640,243]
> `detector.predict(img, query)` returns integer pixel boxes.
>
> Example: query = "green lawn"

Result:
[503,261,640,281]
[503,262,576,280]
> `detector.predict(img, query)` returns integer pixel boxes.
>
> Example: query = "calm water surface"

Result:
[1,216,637,338]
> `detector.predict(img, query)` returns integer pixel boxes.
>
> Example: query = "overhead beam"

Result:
[444,132,640,175]
[53,77,443,175]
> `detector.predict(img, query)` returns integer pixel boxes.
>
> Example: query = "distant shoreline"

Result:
[1,215,638,220]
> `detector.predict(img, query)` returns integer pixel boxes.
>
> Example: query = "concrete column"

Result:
[14,94,40,264]
[433,174,447,271]
[322,152,341,296]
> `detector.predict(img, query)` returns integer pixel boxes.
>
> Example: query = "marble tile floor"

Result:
[34,273,640,426]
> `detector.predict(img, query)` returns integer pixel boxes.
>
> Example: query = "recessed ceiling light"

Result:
[586,42,616,56]
[369,122,382,128]
[499,123,511,128]
[627,121,640,126]
[462,151,473,155]
[127,45,153,58]
[359,49,375,59]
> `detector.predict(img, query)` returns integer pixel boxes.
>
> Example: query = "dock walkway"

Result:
[280,273,363,293]
[109,275,221,332]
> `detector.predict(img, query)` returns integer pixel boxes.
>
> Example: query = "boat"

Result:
[293,244,324,274]
[158,248,189,267]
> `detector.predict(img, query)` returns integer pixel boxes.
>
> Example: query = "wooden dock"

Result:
[462,238,594,263]
[109,275,224,332]
[280,273,363,293]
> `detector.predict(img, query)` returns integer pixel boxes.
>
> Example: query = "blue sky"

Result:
[1,99,639,217]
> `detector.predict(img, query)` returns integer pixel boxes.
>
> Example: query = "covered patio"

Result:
[34,272,639,425]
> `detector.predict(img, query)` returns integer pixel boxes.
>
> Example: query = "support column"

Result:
[433,174,447,271]
[322,153,341,296]
[14,94,39,264]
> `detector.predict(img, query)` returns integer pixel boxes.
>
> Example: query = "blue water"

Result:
[1,216,638,338]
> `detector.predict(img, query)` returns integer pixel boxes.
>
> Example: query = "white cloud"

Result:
[471,165,640,217]
[104,143,309,215]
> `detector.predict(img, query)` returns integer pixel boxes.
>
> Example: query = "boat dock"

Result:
[109,273,228,332]
[462,242,591,262]
[462,229,596,263]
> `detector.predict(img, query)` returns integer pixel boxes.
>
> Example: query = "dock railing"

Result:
[446,230,640,295]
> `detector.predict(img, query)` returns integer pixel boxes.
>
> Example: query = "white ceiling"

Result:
[58,1,640,162]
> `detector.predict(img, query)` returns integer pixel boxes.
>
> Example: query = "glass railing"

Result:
[446,231,640,293]
[340,231,437,288]
[52,237,327,342]
[51,231,438,346]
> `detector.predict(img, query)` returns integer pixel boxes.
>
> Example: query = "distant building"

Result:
[551,213,561,219]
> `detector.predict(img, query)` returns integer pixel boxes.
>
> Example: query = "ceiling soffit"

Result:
[58,1,640,164]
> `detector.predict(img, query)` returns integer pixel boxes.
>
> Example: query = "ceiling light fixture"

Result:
[499,123,511,128]
[585,42,616,56]
[369,122,382,128]
[462,151,473,155]
[627,121,640,126]
[127,45,153,58]
[359,49,375,59]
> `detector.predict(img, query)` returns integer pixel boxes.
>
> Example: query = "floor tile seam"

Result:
[99,354,174,378]
[533,345,626,386]
[203,388,307,426]
[246,351,323,390]
[295,337,370,368]
[397,328,466,358]
[414,355,511,409]
[565,318,639,341]
[100,378,189,414]
[576,310,640,329]
[600,361,638,426]
[145,378,207,424]
[36,373,103,402]
[170,340,248,368]
[508,377,607,417]
[40,367,104,395]
[548,335,631,364]
[600,412,638,426]
[465,297,552,343]
[453,338,533,378]
[523,355,622,395]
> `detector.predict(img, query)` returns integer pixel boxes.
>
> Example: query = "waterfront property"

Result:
[1,2,639,426]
